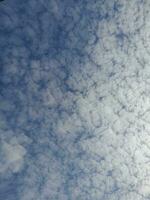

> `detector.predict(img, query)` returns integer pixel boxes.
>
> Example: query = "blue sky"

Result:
[0,0,150,200]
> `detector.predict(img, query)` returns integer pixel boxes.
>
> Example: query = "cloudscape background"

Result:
[1,0,150,199]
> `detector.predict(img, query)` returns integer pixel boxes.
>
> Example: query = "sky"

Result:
[1,0,150,199]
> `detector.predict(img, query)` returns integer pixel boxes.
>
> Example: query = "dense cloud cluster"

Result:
[0,0,150,200]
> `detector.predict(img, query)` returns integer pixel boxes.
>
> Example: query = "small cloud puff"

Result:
[0,139,26,173]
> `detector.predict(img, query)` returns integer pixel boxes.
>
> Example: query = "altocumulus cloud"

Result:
[0,0,150,200]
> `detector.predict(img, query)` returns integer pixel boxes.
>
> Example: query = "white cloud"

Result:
[0,139,27,174]
[2,0,150,200]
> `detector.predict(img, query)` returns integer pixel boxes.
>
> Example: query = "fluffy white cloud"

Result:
[0,139,27,173]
